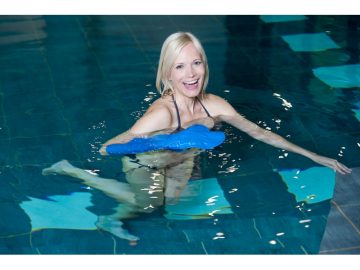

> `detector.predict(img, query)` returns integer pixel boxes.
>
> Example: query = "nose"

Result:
[186,66,195,78]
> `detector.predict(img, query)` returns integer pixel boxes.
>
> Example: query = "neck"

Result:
[174,93,198,114]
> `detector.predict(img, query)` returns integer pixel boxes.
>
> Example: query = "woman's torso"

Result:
[151,93,221,131]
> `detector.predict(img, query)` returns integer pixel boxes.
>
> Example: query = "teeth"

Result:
[184,80,198,85]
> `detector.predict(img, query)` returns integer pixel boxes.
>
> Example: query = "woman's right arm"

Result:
[99,105,172,155]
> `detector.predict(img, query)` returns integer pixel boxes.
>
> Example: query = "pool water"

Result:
[0,15,359,254]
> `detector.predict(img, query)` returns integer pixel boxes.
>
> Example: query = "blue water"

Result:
[0,15,359,254]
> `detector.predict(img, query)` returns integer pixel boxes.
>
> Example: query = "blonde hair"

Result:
[155,32,209,97]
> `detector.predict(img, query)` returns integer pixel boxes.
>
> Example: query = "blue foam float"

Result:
[106,124,225,155]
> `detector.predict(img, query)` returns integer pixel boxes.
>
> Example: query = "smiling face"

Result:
[169,43,205,99]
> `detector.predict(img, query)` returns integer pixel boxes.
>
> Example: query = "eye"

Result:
[175,64,184,70]
[194,60,203,65]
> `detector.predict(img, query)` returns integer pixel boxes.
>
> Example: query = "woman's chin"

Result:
[182,88,202,98]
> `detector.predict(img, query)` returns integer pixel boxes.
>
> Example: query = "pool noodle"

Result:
[106,124,225,155]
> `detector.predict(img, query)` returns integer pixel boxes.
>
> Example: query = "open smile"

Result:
[183,79,199,85]
[183,79,200,90]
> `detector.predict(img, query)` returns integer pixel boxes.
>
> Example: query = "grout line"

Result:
[332,200,360,235]
[0,231,32,239]
[121,17,153,67]
[0,89,11,141]
[334,202,360,207]
[300,245,308,254]
[76,17,108,82]
[29,230,34,250]
[297,116,320,154]
[200,241,208,254]
[276,238,285,248]
[25,227,41,254]
[182,230,190,243]
[0,132,71,141]
[166,15,181,32]
[252,218,262,239]
[212,16,228,32]
[29,16,82,163]
[75,16,133,128]
[111,236,117,254]
[320,245,360,254]
[0,159,86,171]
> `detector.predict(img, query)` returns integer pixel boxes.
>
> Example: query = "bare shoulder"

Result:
[204,93,231,106]
[203,93,237,116]
[130,97,173,134]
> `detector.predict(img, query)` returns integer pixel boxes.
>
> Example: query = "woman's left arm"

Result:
[209,94,352,174]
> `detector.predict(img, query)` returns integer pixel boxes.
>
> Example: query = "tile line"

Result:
[320,245,360,254]
[332,200,360,235]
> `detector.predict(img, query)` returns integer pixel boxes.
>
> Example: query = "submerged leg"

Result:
[96,204,140,241]
[122,156,166,213]
[42,160,136,205]
[96,216,139,241]
[164,157,195,205]
[42,160,142,241]
[95,156,167,241]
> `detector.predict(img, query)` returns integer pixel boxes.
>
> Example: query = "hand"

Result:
[311,154,352,175]
[99,146,108,156]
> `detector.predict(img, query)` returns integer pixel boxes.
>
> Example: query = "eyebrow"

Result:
[174,59,202,65]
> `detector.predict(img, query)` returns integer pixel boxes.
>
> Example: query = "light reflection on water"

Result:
[68,113,338,253]
[0,17,47,46]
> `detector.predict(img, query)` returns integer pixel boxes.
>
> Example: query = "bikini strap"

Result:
[196,97,212,118]
[171,94,182,131]
[171,95,211,131]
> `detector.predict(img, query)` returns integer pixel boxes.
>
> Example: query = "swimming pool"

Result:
[0,15,359,254]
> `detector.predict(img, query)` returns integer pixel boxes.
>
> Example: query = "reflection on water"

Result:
[39,114,218,234]
[278,167,336,204]
[165,177,233,220]
[0,16,47,45]
[34,118,337,253]
[20,192,98,231]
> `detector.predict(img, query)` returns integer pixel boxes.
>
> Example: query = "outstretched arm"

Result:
[223,113,351,174]
[99,105,172,155]
[209,94,352,174]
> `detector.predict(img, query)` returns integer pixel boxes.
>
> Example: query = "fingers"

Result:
[334,160,352,175]
[312,155,351,175]
[99,146,108,156]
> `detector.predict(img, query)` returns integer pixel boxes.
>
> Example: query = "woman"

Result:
[43,32,351,241]
[99,31,350,174]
